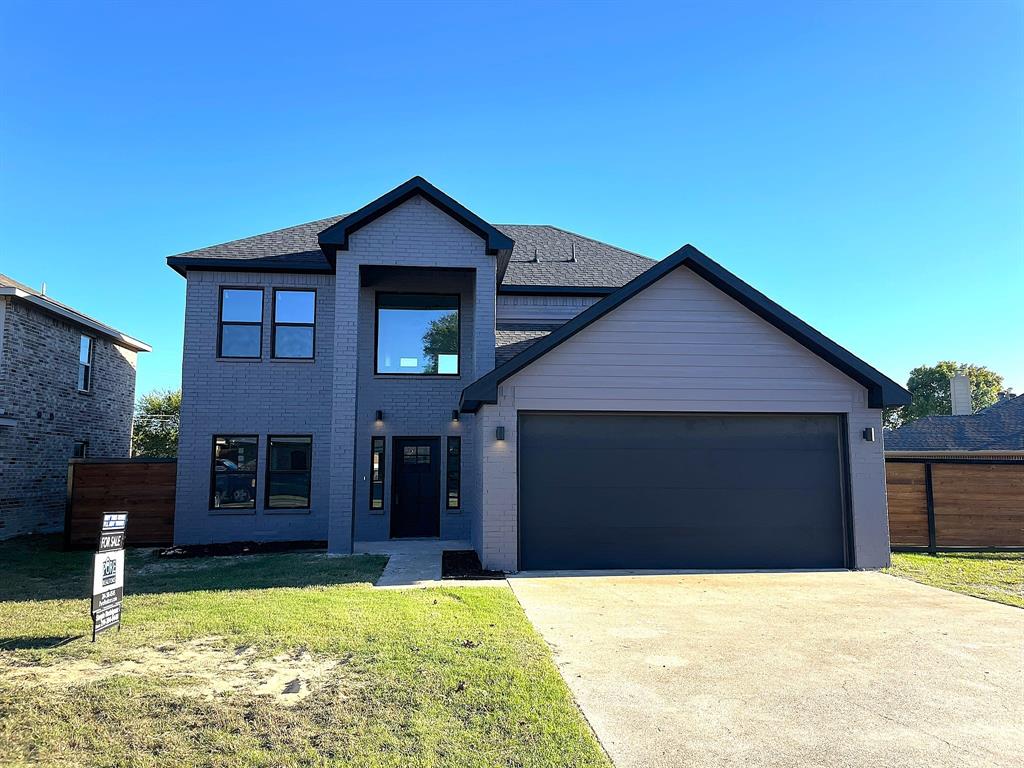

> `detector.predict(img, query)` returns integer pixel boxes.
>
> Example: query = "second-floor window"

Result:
[375,294,459,375]
[219,288,263,358]
[272,289,315,359]
[78,335,93,391]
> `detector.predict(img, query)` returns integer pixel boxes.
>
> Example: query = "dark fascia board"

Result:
[497,284,618,297]
[461,244,912,412]
[165,256,334,277]
[317,176,515,263]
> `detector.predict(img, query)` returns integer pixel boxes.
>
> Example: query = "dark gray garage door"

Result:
[518,413,848,570]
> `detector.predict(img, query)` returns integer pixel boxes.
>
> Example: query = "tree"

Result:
[884,362,1005,430]
[421,311,459,374]
[132,389,181,457]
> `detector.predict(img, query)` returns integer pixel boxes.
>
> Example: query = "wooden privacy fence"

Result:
[65,458,177,549]
[886,458,1024,551]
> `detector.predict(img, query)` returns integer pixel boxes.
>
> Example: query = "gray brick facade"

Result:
[174,198,496,551]
[170,180,902,573]
[0,295,138,539]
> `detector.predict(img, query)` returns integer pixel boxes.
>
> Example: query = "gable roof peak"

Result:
[316,176,516,278]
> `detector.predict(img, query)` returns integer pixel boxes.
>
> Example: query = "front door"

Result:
[391,438,441,538]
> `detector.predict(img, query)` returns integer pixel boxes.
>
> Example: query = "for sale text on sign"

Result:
[91,511,128,639]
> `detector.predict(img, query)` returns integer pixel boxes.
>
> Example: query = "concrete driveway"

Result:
[508,571,1023,768]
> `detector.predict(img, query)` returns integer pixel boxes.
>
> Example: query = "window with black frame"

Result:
[446,436,461,509]
[266,436,312,509]
[210,435,258,509]
[375,294,459,375]
[370,437,385,510]
[272,290,315,359]
[219,288,263,358]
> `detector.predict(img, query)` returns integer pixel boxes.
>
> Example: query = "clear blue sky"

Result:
[2,0,1021,397]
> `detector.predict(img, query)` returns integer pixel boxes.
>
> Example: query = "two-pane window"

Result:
[272,290,315,359]
[370,437,386,510]
[210,436,258,509]
[219,289,263,358]
[446,437,461,509]
[376,294,459,375]
[266,436,312,509]
[77,336,93,391]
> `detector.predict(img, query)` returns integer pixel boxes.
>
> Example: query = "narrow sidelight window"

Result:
[72,440,88,459]
[375,293,459,375]
[77,335,93,391]
[210,435,258,509]
[218,288,263,358]
[446,436,461,509]
[370,437,386,510]
[266,436,312,509]
[272,289,315,359]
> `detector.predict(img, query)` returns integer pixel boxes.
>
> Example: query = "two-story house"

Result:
[0,274,150,539]
[167,177,910,572]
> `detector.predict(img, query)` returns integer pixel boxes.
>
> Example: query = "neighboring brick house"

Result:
[168,177,909,572]
[0,274,150,539]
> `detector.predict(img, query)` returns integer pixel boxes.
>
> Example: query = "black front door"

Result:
[391,438,441,538]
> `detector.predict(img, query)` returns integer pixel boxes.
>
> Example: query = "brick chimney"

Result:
[950,373,972,416]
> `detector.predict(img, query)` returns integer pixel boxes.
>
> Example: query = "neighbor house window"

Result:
[210,435,258,509]
[370,437,385,510]
[72,440,88,459]
[77,335,93,391]
[375,294,459,375]
[266,436,312,509]
[446,436,461,509]
[272,289,315,359]
[218,288,263,358]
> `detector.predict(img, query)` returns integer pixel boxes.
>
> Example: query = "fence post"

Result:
[64,460,76,551]
[924,463,937,554]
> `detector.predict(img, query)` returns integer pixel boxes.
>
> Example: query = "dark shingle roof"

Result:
[495,327,554,366]
[885,395,1024,451]
[168,217,655,288]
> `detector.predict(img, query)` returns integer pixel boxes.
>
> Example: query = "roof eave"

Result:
[460,244,911,412]
[165,256,334,277]
[0,287,151,353]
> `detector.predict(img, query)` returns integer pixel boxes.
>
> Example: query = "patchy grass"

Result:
[0,536,609,768]
[886,552,1024,608]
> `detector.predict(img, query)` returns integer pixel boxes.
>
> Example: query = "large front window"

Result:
[375,294,459,375]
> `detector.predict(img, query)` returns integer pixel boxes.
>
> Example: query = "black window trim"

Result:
[77,334,93,392]
[209,434,259,511]
[373,291,461,377]
[72,440,89,459]
[217,286,264,359]
[370,436,386,511]
[265,434,313,511]
[271,288,317,360]
[446,435,461,510]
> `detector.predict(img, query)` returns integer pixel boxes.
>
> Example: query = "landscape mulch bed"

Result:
[442,550,505,580]
[157,540,327,558]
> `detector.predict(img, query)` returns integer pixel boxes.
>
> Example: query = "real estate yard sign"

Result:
[91,512,127,640]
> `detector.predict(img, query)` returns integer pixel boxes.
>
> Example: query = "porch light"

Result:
[451,410,460,422]
[495,426,505,441]
[375,410,384,423]
[862,427,876,442]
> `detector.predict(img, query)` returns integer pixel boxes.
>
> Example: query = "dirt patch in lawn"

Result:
[3,638,352,706]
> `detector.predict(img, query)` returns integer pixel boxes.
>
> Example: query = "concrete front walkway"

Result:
[508,570,1024,768]
[354,540,506,589]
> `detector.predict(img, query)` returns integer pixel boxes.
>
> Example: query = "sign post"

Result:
[91,512,127,641]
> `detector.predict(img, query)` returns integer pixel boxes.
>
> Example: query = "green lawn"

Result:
[886,552,1024,608]
[0,537,609,768]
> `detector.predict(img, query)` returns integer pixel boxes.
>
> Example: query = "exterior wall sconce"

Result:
[451,410,460,422]
[375,410,384,423]
[862,427,875,442]
[495,426,505,441]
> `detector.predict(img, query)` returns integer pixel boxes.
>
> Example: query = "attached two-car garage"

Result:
[518,413,849,571]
